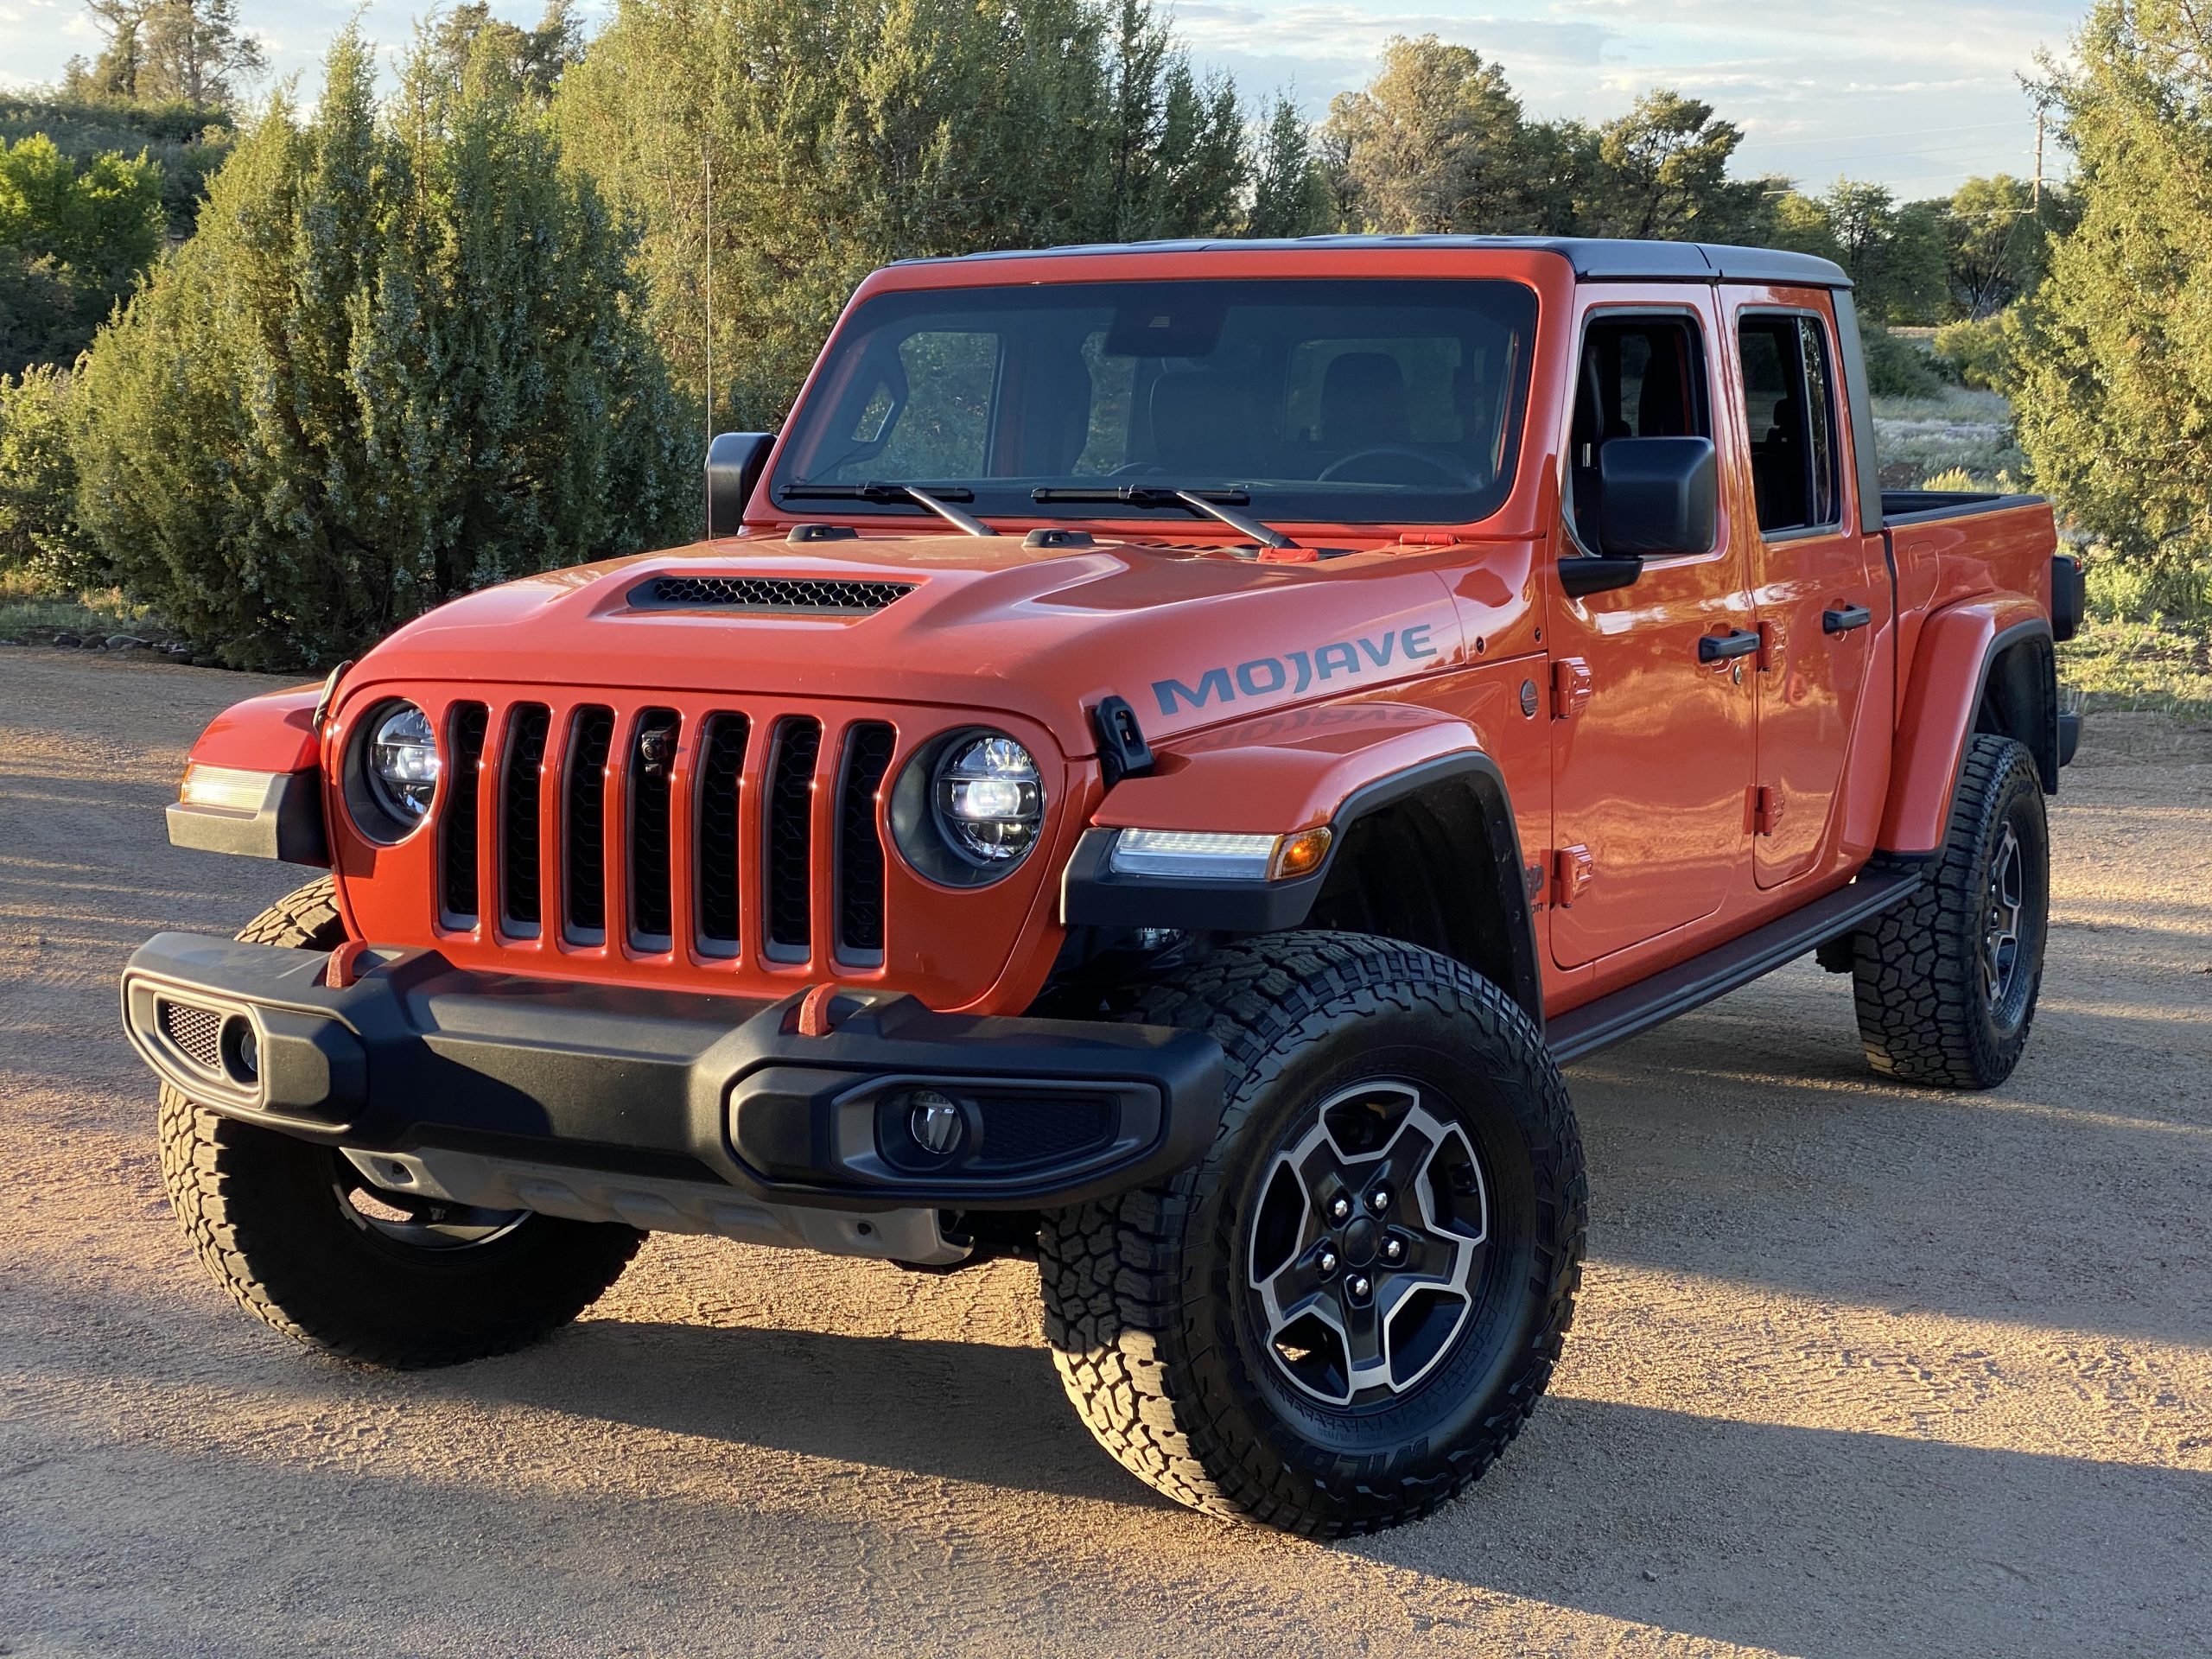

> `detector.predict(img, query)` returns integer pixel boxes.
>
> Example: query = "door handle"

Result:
[1823,604,1872,634]
[1698,628,1761,664]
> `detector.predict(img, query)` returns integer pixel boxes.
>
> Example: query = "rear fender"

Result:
[1880,600,2052,854]
[1068,701,1542,1020]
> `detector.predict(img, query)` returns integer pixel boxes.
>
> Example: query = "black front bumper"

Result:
[120,933,1224,1211]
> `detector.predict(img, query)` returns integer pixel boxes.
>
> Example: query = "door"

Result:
[1728,304,1881,887]
[1548,300,1758,969]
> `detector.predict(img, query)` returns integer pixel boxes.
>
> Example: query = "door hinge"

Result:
[1756,620,1783,671]
[1552,844,1595,907]
[1551,657,1593,721]
[1751,785,1785,836]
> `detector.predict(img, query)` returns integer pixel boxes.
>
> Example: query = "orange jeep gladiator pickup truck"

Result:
[124,237,2082,1535]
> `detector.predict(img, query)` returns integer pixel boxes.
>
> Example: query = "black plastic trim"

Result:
[2051,554,2085,643]
[165,770,330,867]
[705,431,773,537]
[118,933,1225,1212]
[1548,864,1924,1064]
[1059,751,1544,1021]
[1878,490,2048,526]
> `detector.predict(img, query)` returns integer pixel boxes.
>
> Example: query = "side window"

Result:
[873,330,999,479]
[1737,315,1841,535]
[1568,315,1710,548]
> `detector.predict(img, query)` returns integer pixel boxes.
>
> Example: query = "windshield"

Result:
[771,278,1537,527]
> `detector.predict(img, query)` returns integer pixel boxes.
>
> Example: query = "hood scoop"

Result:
[632,573,917,614]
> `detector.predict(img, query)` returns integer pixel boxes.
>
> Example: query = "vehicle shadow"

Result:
[440,1313,1171,1510]
[435,1314,2211,1657]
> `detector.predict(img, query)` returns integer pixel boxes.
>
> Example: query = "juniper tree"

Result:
[72,26,688,667]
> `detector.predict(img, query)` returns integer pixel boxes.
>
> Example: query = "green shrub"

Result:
[0,364,100,588]
[1933,315,2011,391]
[1859,324,1946,398]
[71,28,690,670]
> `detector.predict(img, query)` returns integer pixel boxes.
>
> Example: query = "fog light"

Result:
[906,1090,964,1159]
[220,1015,260,1086]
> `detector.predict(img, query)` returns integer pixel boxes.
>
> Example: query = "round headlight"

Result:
[936,733,1044,865]
[365,702,440,824]
[889,728,1050,887]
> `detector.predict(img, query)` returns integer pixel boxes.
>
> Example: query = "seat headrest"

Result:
[1320,352,1409,446]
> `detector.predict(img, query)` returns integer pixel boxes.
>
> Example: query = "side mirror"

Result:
[1596,435,1717,558]
[704,431,774,539]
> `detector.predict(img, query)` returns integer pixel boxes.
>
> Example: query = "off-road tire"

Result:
[1852,734,2050,1088]
[1039,931,1586,1535]
[156,879,645,1369]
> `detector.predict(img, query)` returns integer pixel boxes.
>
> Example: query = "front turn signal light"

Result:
[1272,826,1332,880]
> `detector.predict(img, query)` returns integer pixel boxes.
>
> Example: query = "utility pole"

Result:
[2033,107,2045,211]
[703,141,715,452]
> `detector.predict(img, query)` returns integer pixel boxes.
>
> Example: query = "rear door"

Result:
[1548,293,1758,969]
[1726,297,1882,887]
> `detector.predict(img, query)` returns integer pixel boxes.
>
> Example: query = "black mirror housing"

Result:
[705,432,774,539]
[1596,435,1718,559]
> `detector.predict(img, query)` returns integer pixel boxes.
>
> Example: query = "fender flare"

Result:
[1880,603,2053,854]
[1061,715,1542,1021]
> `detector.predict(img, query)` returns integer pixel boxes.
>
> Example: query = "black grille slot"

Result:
[640,575,914,613]
[627,710,680,946]
[501,704,550,932]
[441,702,489,923]
[565,707,615,942]
[695,714,749,956]
[765,717,822,957]
[159,1001,224,1073]
[836,722,896,960]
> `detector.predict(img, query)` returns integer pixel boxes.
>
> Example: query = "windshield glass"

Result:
[771,278,1537,527]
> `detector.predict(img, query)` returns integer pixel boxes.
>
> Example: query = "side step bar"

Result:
[1547,864,1924,1065]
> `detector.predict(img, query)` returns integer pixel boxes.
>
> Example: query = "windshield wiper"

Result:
[1031,486,1296,550]
[781,481,997,537]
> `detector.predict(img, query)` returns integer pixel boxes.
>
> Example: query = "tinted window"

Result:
[1567,315,1710,549]
[772,279,1537,526]
[1738,315,1841,534]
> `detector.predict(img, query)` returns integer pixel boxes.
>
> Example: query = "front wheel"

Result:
[157,880,644,1368]
[1039,932,1586,1535]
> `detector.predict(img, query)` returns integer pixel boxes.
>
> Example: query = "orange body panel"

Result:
[177,242,2060,1023]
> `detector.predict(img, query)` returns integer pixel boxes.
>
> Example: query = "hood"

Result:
[344,533,1491,759]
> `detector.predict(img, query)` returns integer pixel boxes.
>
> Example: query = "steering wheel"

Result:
[1318,446,1482,487]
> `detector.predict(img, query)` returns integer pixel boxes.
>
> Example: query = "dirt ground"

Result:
[2,646,2208,1659]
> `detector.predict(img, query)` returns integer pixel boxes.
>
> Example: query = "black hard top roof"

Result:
[891,234,1852,289]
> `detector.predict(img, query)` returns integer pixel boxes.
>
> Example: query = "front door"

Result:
[1548,298,1758,969]
[1727,302,1882,887]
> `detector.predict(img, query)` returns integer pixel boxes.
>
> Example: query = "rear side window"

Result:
[1567,315,1710,550]
[1738,315,1841,535]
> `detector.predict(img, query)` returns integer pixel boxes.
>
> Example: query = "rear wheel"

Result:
[1039,932,1586,1535]
[1851,734,2050,1087]
[157,879,644,1368]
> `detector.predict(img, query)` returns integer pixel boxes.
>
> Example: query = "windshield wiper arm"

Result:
[1031,486,1296,550]
[782,481,997,537]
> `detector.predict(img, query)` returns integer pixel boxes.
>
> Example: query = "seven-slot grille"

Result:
[432,697,902,969]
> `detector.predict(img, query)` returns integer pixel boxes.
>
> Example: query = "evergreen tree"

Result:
[1246,92,1331,238]
[1320,37,1539,234]
[71,26,689,667]
[67,0,267,110]
[555,0,1257,431]
[2011,0,2212,618]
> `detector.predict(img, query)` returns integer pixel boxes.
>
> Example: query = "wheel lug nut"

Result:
[1317,1248,1338,1275]
[1348,1274,1372,1300]
[1369,1185,1392,1213]
[1382,1236,1404,1262]
[1327,1194,1351,1223]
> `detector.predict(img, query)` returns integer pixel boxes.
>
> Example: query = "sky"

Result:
[0,0,2084,199]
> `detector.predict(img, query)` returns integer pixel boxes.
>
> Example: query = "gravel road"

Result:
[3,646,2208,1658]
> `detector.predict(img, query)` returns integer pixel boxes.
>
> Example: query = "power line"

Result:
[1740,118,2030,150]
